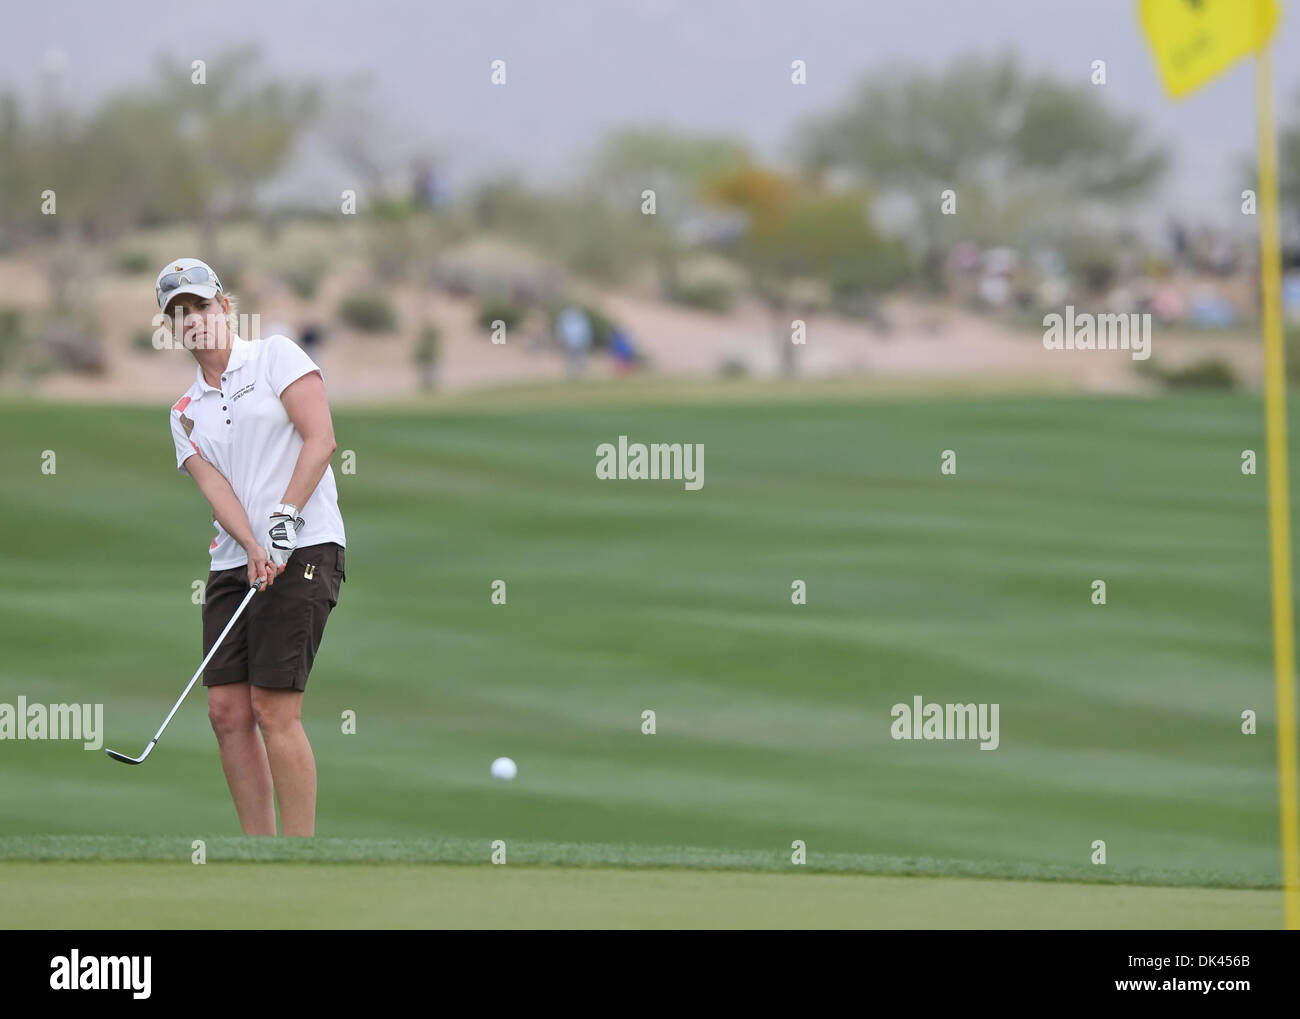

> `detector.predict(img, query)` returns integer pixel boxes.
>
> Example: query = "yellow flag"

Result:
[1139,0,1281,98]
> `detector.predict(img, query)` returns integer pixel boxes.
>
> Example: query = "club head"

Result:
[106,739,156,765]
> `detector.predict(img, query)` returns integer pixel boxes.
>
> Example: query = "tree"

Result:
[791,53,1169,261]
[147,46,321,253]
[585,126,753,295]
[1235,87,1300,254]
[1274,86,1300,217]
[0,46,320,256]
[701,166,907,376]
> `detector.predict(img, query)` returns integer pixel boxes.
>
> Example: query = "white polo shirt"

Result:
[169,334,346,569]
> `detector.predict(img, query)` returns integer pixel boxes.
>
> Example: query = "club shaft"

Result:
[147,582,261,745]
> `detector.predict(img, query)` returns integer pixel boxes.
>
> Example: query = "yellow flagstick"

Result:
[1256,40,1300,931]
[1138,0,1292,929]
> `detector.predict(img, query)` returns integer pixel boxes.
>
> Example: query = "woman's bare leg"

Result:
[207,682,276,835]
[252,687,316,837]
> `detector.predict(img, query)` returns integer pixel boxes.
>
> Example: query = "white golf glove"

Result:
[267,503,306,568]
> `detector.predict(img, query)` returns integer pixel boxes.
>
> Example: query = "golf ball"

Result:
[491,756,517,781]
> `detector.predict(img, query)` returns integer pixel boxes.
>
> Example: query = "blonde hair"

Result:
[220,292,240,338]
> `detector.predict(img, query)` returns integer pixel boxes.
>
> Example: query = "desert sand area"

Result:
[0,249,1268,407]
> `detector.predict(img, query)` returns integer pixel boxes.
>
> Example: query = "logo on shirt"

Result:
[173,395,195,436]
[232,382,256,402]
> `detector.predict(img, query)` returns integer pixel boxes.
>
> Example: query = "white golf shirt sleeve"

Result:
[170,407,199,477]
[265,335,323,397]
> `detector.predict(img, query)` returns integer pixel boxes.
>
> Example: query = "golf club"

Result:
[106,577,264,765]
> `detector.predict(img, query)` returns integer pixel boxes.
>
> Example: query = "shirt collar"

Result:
[194,334,248,393]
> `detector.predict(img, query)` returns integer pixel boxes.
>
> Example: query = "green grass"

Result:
[0,388,1293,924]
[0,833,1271,887]
[0,862,1280,929]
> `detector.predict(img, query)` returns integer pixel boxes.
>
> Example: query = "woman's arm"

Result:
[186,454,260,550]
[278,371,338,511]
[185,454,283,588]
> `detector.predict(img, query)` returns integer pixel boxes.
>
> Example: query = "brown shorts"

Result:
[202,542,346,691]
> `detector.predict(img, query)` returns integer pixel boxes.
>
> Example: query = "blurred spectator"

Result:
[1284,272,1300,323]
[1167,218,1189,263]
[556,305,593,378]
[1030,247,1066,278]
[1188,286,1236,327]
[1152,284,1185,323]
[978,274,1011,308]
[609,328,638,375]
[946,242,981,304]
[1105,286,1137,314]
[1208,236,1240,275]
[412,158,448,210]
[978,247,1020,308]
[1037,276,1069,308]
[949,242,981,274]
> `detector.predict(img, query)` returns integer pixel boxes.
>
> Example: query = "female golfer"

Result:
[158,257,346,837]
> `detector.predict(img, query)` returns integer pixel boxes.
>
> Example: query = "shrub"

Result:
[415,323,440,364]
[114,249,153,275]
[1163,358,1236,389]
[338,292,398,333]
[1287,325,1300,386]
[587,306,618,349]
[476,297,523,333]
[830,288,880,321]
[282,258,328,300]
[435,266,476,297]
[670,279,735,313]
[41,318,105,374]
[718,356,749,378]
[0,308,24,371]
[1141,356,1237,390]
[415,323,440,392]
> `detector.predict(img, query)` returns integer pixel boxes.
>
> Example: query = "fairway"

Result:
[0,861,1279,929]
[0,388,1291,925]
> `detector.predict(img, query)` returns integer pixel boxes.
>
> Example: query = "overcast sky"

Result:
[3,0,1298,230]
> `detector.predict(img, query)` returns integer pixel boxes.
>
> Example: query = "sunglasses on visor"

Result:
[157,266,221,308]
